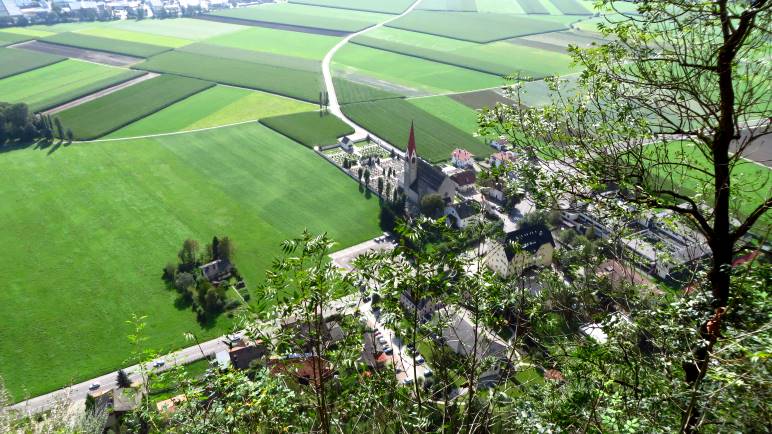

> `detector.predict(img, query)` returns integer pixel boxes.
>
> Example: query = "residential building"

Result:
[449,169,477,194]
[229,342,268,370]
[596,259,662,296]
[489,151,516,168]
[451,148,474,168]
[199,259,232,284]
[338,136,353,152]
[444,200,483,229]
[484,224,555,277]
[402,123,457,204]
[439,307,511,387]
[490,137,509,151]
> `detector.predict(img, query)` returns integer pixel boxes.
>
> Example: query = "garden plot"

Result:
[136,50,323,102]
[208,3,390,33]
[0,46,64,79]
[260,111,354,147]
[0,59,143,112]
[386,10,574,43]
[55,75,214,140]
[342,98,491,163]
[42,32,171,57]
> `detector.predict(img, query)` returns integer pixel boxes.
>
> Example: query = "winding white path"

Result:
[321,0,424,147]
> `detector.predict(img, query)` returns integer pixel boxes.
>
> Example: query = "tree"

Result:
[53,117,64,140]
[217,236,234,262]
[357,167,363,181]
[178,239,199,268]
[419,193,445,218]
[116,369,132,388]
[65,128,73,144]
[480,1,770,430]
[377,176,384,196]
[364,168,371,187]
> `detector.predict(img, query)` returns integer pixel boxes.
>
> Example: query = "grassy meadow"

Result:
[0,123,381,401]
[289,0,413,14]
[0,59,142,112]
[209,3,389,32]
[55,75,214,139]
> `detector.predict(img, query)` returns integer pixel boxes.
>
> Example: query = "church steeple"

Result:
[404,121,418,188]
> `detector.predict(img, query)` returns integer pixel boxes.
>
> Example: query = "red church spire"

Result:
[407,121,416,159]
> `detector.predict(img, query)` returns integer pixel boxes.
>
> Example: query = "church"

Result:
[401,123,457,204]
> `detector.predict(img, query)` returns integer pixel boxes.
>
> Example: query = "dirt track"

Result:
[11,40,142,67]
[43,72,159,115]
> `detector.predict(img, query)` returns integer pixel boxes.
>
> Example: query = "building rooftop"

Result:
[504,224,555,261]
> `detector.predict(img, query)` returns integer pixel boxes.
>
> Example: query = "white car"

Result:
[415,356,425,365]
[88,382,100,391]
[152,360,165,368]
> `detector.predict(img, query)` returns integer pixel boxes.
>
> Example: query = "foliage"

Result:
[419,193,445,218]
[0,102,52,145]
[55,75,214,139]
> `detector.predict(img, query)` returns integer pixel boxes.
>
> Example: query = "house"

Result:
[481,186,505,203]
[0,0,23,17]
[199,259,232,284]
[490,137,510,151]
[229,342,268,370]
[156,394,187,416]
[269,355,335,387]
[402,123,457,204]
[215,350,231,369]
[444,200,483,229]
[489,151,516,168]
[439,307,511,387]
[338,136,353,152]
[361,331,388,370]
[596,259,662,296]
[450,169,476,193]
[484,224,555,278]
[280,317,346,353]
[400,291,441,322]
[451,148,474,168]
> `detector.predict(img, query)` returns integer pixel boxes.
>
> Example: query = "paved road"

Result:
[330,234,396,270]
[321,0,423,151]
[4,237,389,417]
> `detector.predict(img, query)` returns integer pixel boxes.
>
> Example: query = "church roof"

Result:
[406,122,416,158]
[411,158,449,193]
[504,224,554,261]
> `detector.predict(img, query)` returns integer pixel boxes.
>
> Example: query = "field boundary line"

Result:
[75,118,264,143]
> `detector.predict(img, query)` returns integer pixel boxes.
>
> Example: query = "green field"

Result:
[387,11,574,43]
[0,30,30,46]
[353,34,575,78]
[289,0,413,14]
[179,43,320,72]
[646,141,772,224]
[549,0,591,15]
[0,47,64,79]
[408,95,482,138]
[260,111,354,147]
[137,50,323,102]
[203,26,340,60]
[74,27,193,48]
[26,18,243,40]
[333,44,505,94]
[0,122,381,401]
[42,32,171,57]
[418,0,478,12]
[476,0,524,13]
[108,85,314,138]
[0,60,143,112]
[209,3,389,32]
[333,77,402,104]
[517,0,550,14]
[55,75,214,140]
[342,99,491,162]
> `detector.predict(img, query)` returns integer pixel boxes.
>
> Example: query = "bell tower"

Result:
[403,122,417,187]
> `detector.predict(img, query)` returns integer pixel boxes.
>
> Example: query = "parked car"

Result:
[415,356,425,365]
[402,378,414,385]
[152,360,165,368]
[384,347,393,355]
[423,368,433,377]
[88,382,101,391]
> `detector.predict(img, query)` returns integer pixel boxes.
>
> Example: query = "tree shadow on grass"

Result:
[0,139,67,156]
